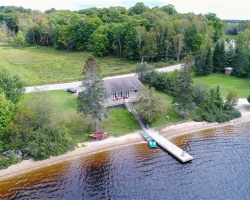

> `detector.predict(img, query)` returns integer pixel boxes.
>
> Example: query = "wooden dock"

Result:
[146,130,193,163]
[124,98,193,163]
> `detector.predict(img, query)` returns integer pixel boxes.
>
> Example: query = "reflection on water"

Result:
[1,122,250,200]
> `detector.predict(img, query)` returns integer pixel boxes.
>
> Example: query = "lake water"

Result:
[1,122,250,200]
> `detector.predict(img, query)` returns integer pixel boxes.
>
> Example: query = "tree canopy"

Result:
[0,4,226,61]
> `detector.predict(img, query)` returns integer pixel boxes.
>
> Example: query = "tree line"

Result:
[0,3,226,61]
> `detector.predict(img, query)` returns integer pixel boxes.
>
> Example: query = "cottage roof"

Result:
[104,76,144,93]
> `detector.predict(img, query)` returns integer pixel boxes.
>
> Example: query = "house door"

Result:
[124,90,129,97]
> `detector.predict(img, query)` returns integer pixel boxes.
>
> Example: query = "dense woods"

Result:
[0,4,227,60]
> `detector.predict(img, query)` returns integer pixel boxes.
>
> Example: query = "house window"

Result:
[134,90,138,92]
[118,91,122,97]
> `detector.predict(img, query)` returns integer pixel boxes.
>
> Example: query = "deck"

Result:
[104,97,139,108]
[146,129,193,163]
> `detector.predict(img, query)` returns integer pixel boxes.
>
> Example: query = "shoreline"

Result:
[0,110,250,181]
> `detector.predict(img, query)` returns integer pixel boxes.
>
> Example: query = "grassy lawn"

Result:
[0,45,175,86]
[21,90,182,142]
[103,107,141,137]
[194,73,250,98]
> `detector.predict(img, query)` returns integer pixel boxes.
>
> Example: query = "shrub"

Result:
[0,153,21,170]
[247,95,250,103]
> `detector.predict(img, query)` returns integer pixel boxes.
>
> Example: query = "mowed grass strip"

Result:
[194,73,250,98]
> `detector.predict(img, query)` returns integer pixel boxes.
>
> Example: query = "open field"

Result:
[0,45,173,86]
[194,73,250,98]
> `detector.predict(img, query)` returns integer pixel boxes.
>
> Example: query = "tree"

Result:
[110,23,124,58]
[192,83,209,106]
[173,34,185,61]
[0,21,12,45]
[247,95,250,103]
[136,62,154,82]
[197,86,241,123]
[78,56,107,132]
[0,69,25,104]
[173,56,196,118]
[26,90,55,132]
[205,13,224,42]
[213,42,226,73]
[224,90,239,110]
[141,29,158,61]
[185,24,205,53]
[0,93,14,136]
[13,31,26,47]
[137,86,162,124]
[128,2,150,15]
[91,33,109,57]
[204,47,213,75]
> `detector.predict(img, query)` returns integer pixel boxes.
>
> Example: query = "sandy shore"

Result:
[0,100,249,181]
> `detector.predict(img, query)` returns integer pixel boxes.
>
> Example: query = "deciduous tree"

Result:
[0,69,25,104]
[137,86,162,124]
[0,93,14,136]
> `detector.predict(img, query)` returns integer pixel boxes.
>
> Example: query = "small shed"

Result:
[104,76,144,102]
[224,67,233,75]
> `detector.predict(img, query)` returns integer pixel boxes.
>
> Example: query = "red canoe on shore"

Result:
[89,131,107,139]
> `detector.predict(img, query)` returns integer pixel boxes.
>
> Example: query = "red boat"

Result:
[89,131,107,139]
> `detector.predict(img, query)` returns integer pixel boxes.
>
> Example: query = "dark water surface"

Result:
[1,122,250,200]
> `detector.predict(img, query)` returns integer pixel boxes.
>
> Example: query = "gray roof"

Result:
[104,76,144,93]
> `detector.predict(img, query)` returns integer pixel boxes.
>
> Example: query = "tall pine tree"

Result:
[173,55,195,118]
[213,42,226,73]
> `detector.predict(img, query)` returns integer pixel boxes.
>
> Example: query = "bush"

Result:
[247,95,250,103]
[0,153,21,170]
[28,127,73,160]
[215,112,231,123]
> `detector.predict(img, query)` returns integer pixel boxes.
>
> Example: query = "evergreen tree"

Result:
[78,56,107,132]
[173,55,195,118]
[204,47,213,75]
[232,47,249,77]
[213,42,226,73]
[213,42,220,72]
[194,52,206,76]
[136,62,154,83]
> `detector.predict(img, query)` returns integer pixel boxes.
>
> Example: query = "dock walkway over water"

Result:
[146,129,193,163]
[124,99,193,163]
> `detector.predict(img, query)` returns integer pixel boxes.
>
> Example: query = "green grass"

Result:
[22,90,88,142]
[21,90,183,142]
[0,45,175,86]
[103,107,141,137]
[150,91,182,128]
[194,73,250,98]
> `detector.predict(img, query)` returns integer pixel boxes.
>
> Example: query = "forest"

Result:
[0,4,246,58]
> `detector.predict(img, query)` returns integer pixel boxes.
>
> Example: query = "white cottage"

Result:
[104,76,144,103]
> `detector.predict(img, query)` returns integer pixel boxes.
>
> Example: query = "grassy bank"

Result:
[194,73,250,98]
[0,45,174,86]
